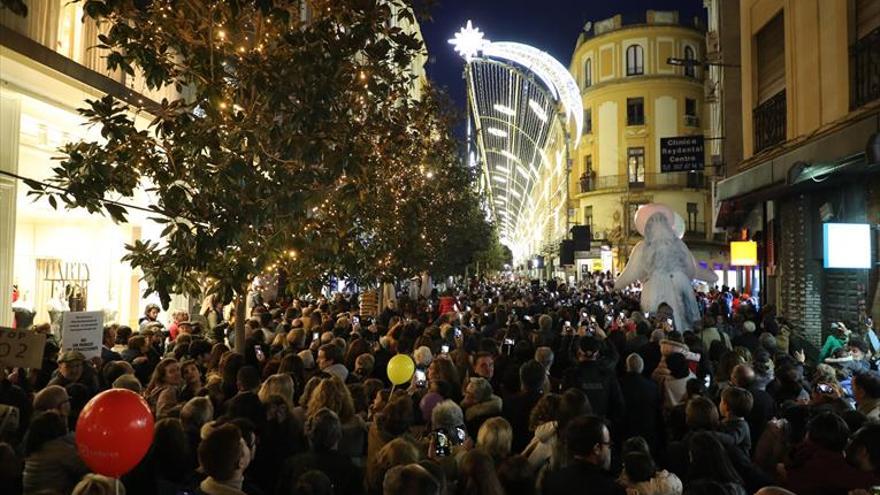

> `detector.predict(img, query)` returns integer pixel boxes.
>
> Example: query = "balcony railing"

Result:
[753,90,786,153]
[579,171,708,193]
[685,222,706,235]
[852,27,880,109]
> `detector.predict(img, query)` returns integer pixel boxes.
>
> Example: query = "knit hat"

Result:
[743,321,756,333]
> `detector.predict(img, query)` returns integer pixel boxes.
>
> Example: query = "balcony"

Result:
[579,171,707,193]
[852,27,880,109]
[685,221,706,236]
[753,90,786,153]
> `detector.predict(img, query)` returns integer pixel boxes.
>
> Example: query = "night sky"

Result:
[419,0,706,114]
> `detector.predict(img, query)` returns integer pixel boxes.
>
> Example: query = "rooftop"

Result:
[575,10,705,48]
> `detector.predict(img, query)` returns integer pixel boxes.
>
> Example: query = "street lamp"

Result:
[667,57,741,68]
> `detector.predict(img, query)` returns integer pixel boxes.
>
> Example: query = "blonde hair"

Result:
[477,417,512,462]
[307,376,355,422]
[259,373,295,408]
[72,474,125,495]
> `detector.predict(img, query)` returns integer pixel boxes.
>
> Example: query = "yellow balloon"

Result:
[387,354,415,386]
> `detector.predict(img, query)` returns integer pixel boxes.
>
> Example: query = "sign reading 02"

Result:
[660,135,705,172]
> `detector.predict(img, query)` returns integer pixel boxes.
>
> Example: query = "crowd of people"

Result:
[2,274,880,495]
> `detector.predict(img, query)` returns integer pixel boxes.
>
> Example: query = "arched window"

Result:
[626,45,644,76]
[584,58,592,88]
[684,45,695,77]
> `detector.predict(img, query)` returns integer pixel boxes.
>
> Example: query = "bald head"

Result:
[33,385,70,417]
[731,363,756,388]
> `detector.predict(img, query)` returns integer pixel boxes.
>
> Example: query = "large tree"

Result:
[27,0,488,349]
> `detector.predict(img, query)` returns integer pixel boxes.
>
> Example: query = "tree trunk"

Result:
[234,292,246,353]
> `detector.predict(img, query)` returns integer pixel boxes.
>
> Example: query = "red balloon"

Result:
[75,388,154,478]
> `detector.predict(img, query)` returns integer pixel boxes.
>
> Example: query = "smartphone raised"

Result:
[415,369,427,387]
[254,345,265,362]
[433,430,451,457]
[441,344,450,354]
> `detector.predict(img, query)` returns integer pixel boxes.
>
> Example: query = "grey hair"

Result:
[468,377,493,403]
[625,353,644,374]
[431,399,464,431]
[413,346,433,368]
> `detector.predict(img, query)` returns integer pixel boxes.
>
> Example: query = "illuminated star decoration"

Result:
[448,21,488,60]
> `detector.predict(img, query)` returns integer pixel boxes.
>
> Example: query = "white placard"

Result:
[61,311,104,360]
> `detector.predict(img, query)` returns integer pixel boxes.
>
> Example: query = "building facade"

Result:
[0,2,182,329]
[567,11,727,282]
[716,0,880,345]
[0,2,427,328]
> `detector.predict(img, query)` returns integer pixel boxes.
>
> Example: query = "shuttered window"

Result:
[756,13,785,104]
[856,0,880,39]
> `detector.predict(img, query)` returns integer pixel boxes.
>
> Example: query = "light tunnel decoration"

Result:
[449,21,583,251]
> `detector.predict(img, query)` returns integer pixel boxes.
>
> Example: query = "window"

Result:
[856,0,880,40]
[584,58,592,88]
[627,147,645,185]
[685,98,699,127]
[626,45,644,76]
[627,98,644,126]
[584,108,592,134]
[627,202,647,234]
[756,13,785,104]
[684,46,696,77]
[687,202,698,231]
[584,206,593,230]
[580,156,593,192]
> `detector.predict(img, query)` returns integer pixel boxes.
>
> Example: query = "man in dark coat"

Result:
[731,363,775,445]
[618,353,661,452]
[275,408,363,495]
[542,415,625,495]
[502,360,546,453]
[562,336,625,425]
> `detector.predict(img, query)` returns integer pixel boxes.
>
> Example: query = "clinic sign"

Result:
[660,135,705,172]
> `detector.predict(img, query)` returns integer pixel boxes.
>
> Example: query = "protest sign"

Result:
[61,311,103,360]
[0,326,47,368]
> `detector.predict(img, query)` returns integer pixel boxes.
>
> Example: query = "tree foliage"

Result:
[27,0,492,308]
